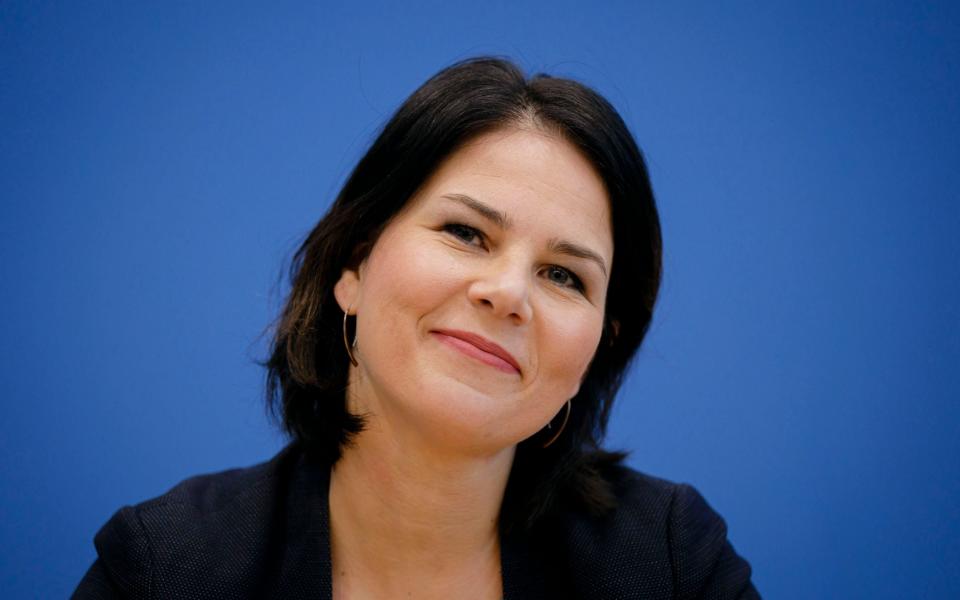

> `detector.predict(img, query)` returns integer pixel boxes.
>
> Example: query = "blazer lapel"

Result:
[273,451,333,599]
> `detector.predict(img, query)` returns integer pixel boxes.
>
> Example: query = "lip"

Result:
[430,329,522,375]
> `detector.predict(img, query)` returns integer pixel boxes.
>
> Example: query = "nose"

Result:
[467,257,533,324]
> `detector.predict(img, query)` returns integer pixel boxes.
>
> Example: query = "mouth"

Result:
[430,329,522,375]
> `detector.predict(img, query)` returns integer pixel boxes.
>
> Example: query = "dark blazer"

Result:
[74,445,759,599]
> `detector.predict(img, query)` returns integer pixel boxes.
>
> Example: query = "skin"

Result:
[330,125,613,599]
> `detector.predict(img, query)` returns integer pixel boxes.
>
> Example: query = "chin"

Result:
[420,382,550,451]
[396,377,532,451]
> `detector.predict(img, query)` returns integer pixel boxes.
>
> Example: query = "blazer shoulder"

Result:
[562,465,759,599]
[79,445,303,599]
[114,444,294,552]
[664,479,760,599]
[135,445,291,514]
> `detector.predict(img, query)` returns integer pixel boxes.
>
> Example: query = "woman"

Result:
[75,57,759,599]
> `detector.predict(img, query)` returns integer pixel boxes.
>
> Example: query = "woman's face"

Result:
[334,127,613,455]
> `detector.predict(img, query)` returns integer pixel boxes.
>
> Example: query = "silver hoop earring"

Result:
[342,309,358,367]
[541,400,571,449]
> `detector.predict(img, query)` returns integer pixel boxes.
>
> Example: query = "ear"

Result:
[333,267,361,314]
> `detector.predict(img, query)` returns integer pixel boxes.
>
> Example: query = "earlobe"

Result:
[333,268,361,313]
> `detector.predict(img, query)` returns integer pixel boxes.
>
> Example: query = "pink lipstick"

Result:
[431,329,521,375]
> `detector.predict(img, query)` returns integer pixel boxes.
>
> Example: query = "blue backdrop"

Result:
[2,2,958,597]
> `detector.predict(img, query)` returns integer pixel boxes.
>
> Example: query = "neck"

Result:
[328,412,514,598]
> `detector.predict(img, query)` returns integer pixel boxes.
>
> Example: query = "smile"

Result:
[430,330,521,375]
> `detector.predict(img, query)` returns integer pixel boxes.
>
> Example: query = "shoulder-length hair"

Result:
[265,56,661,532]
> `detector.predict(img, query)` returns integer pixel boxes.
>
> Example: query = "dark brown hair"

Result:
[265,56,661,531]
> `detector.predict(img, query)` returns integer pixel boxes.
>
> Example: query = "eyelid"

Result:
[544,265,586,294]
[442,221,487,246]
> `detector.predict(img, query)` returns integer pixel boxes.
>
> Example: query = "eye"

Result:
[443,222,484,246]
[542,265,585,293]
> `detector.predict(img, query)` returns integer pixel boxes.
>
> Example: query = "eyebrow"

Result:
[549,239,608,277]
[441,193,511,229]
[441,192,608,277]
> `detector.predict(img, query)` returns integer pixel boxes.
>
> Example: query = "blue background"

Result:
[2,2,958,597]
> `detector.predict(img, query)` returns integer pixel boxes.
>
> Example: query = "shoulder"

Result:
[107,443,295,541]
[79,445,309,599]
[131,444,292,519]
[560,465,760,599]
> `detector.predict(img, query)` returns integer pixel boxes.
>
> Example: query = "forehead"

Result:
[409,127,613,260]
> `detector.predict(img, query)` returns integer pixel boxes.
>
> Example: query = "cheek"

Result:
[539,310,604,398]
[356,235,463,356]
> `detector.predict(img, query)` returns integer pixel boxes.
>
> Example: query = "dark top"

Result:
[73,444,759,599]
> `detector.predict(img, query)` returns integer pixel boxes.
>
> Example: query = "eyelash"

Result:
[441,222,586,293]
[444,222,484,246]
